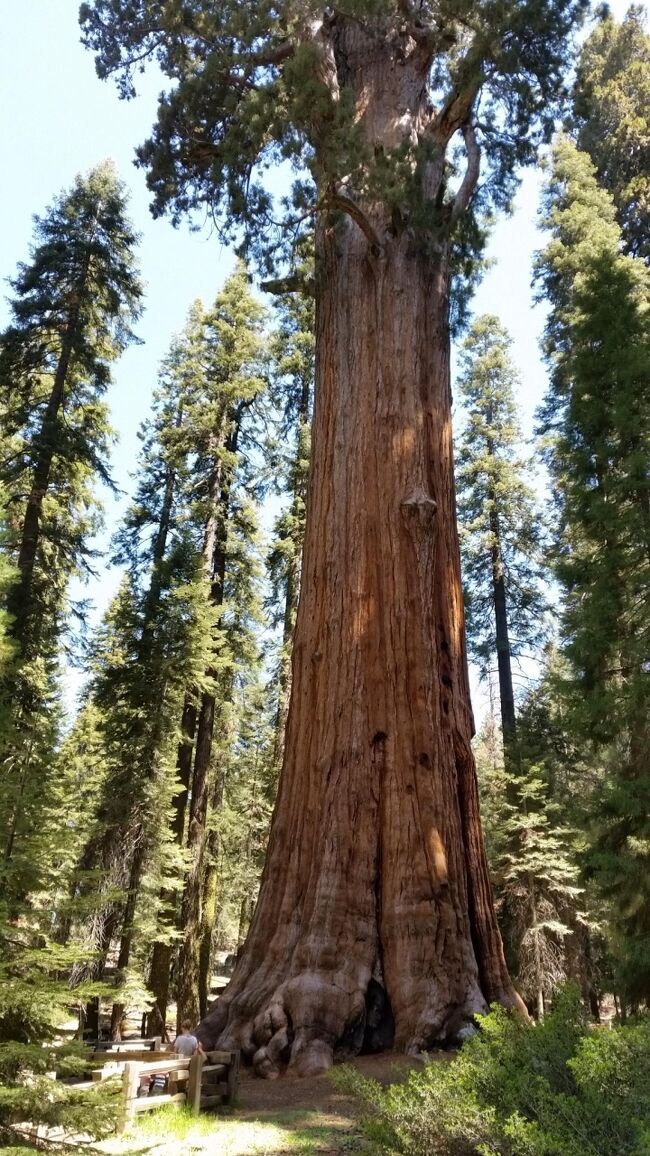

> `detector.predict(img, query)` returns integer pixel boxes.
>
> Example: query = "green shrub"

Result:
[0,912,119,1151]
[333,987,650,1155]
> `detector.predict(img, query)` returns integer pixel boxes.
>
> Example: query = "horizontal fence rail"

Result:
[115,1049,240,1131]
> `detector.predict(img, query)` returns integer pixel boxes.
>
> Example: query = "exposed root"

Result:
[196,961,512,1077]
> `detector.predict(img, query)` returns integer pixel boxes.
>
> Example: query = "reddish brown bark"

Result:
[196,23,521,1076]
[197,225,519,1076]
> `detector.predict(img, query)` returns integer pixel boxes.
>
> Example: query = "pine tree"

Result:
[0,494,16,722]
[456,314,548,770]
[536,135,650,1002]
[81,0,585,1070]
[0,162,142,665]
[66,322,217,1036]
[195,493,266,1017]
[171,263,267,1026]
[0,164,142,907]
[216,678,276,950]
[495,774,583,1020]
[572,4,650,264]
[474,676,589,1020]
[515,661,611,1019]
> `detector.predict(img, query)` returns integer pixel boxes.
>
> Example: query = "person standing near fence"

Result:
[173,1022,205,1059]
[149,1024,205,1095]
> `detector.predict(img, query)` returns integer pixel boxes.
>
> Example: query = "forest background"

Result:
[3,0,627,717]
[1,0,650,1149]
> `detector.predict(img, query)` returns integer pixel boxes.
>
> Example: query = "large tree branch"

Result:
[431,58,483,145]
[449,122,481,226]
[329,194,383,251]
[248,40,295,67]
[261,274,315,296]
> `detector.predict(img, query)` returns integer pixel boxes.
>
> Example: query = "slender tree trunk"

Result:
[175,697,197,845]
[197,202,521,1075]
[237,806,257,949]
[198,755,228,1017]
[145,699,196,1037]
[273,406,311,771]
[530,882,545,1020]
[485,441,520,776]
[198,836,219,1018]
[176,415,243,1024]
[237,898,250,950]
[3,742,32,867]
[110,834,147,1039]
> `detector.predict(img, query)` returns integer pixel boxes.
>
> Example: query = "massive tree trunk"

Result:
[197,234,519,1076]
[196,23,519,1077]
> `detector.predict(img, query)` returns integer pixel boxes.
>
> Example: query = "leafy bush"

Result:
[333,988,650,1155]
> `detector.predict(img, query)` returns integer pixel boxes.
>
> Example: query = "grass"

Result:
[118,1104,365,1155]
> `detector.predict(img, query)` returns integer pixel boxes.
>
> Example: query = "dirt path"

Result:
[237,1052,421,1117]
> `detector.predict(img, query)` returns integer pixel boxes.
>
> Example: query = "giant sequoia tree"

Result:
[81,0,584,1074]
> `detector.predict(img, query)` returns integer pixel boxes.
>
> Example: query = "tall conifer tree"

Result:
[0,164,142,905]
[537,136,650,1001]
[171,263,266,1025]
[456,314,547,770]
[81,0,584,1070]
[67,318,215,1036]
[573,4,650,264]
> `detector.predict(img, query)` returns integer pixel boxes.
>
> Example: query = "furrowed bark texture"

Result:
[197,24,518,1076]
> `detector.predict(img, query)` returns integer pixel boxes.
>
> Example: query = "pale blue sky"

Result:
[0,0,638,714]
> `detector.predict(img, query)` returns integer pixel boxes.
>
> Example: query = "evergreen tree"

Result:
[216,678,276,950]
[0,162,142,665]
[573,4,650,264]
[494,773,583,1020]
[66,326,216,1036]
[0,164,142,906]
[536,135,650,1002]
[171,263,267,1026]
[81,0,584,1070]
[474,677,589,1020]
[456,314,548,769]
[0,494,15,719]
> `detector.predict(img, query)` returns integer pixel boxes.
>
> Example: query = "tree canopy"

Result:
[80,0,586,267]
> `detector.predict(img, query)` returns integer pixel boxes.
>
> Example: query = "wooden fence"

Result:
[113,1049,239,1131]
[85,1036,163,1055]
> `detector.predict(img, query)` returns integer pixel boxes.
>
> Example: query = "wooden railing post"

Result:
[187,1051,204,1116]
[226,1050,240,1105]
[119,1061,140,1133]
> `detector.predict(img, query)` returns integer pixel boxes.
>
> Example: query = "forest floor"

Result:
[112,1053,422,1156]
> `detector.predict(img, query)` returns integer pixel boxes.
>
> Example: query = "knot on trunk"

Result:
[400,488,437,530]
